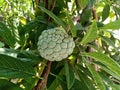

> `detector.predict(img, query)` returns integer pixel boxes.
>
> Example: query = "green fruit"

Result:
[37,27,75,61]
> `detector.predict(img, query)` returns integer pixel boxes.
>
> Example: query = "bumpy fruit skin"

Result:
[37,27,75,61]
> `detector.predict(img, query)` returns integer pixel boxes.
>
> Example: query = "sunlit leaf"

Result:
[93,61,120,80]
[102,19,120,30]
[82,52,120,77]
[19,16,26,25]
[86,62,106,90]
[80,20,98,44]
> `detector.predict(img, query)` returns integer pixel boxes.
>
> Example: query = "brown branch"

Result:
[92,8,98,21]
[34,61,52,90]
[66,24,70,33]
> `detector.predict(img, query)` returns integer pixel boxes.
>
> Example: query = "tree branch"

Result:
[34,61,52,90]
[92,8,98,21]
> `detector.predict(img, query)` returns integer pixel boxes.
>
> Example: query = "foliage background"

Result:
[0,0,120,90]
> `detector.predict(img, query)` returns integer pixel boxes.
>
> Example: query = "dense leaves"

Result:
[0,54,36,78]
[0,0,120,90]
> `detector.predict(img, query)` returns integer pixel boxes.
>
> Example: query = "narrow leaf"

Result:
[76,65,95,90]
[80,20,98,44]
[65,62,75,89]
[71,79,89,90]
[38,6,65,28]
[93,61,120,80]
[100,73,120,90]
[86,63,106,90]
[82,52,120,77]
[66,12,77,37]
[102,4,110,21]
[0,54,35,78]
[102,19,120,30]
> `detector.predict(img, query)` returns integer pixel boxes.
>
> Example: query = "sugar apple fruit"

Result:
[37,27,75,61]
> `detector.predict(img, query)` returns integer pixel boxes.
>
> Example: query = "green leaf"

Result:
[65,62,75,89]
[0,54,36,78]
[76,65,95,90]
[0,79,22,90]
[82,52,120,77]
[80,20,98,44]
[57,75,67,90]
[21,77,37,90]
[81,9,92,24]
[0,22,15,48]
[48,76,60,90]
[0,41,4,48]
[0,48,19,54]
[48,66,67,90]
[38,6,66,28]
[114,7,120,16]
[93,61,120,80]
[78,0,88,9]
[86,62,106,90]
[48,70,67,90]
[66,12,77,37]
[102,4,110,21]
[17,51,42,66]
[102,19,120,30]
[100,73,120,90]
[99,35,117,51]
[0,48,41,66]
[71,79,89,90]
